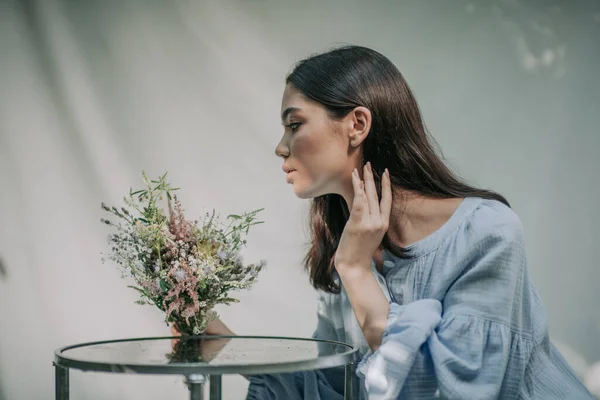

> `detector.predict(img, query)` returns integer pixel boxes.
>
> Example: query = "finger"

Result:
[363,162,380,216]
[380,168,393,226]
[351,168,366,214]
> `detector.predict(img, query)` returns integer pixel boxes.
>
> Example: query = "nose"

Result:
[274,136,289,159]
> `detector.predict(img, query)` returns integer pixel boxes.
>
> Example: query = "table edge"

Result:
[53,335,360,375]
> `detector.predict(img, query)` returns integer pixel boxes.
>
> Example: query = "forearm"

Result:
[210,320,252,380]
[212,318,235,336]
[337,264,390,352]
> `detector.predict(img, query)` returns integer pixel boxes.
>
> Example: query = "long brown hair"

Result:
[286,45,509,294]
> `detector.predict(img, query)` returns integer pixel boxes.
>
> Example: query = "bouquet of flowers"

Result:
[100,172,265,337]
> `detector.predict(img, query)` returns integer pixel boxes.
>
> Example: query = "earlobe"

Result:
[349,133,365,148]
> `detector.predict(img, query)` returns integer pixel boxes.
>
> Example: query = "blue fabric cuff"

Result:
[356,299,442,393]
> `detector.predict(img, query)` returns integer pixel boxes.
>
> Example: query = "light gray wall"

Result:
[0,0,598,398]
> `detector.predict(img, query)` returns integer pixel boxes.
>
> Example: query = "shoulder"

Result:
[461,197,525,252]
[442,198,529,322]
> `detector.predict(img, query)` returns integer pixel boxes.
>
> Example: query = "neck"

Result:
[340,182,463,249]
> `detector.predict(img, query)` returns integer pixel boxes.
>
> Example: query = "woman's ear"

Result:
[347,106,372,147]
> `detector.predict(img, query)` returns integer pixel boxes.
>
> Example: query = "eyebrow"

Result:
[281,107,301,122]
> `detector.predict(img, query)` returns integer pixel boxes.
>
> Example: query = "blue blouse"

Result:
[247,197,593,399]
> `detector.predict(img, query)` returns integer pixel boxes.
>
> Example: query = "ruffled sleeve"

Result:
[427,313,530,399]
[356,299,442,399]
[358,213,534,400]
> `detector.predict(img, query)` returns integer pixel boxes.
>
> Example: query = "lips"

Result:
[285,170,296,183]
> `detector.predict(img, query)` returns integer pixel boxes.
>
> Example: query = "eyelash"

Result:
[287,122,300,133]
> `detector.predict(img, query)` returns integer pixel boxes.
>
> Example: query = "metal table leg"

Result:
[344,362,359,400]
[209,375,222,400]
[54,362,69,400]
[186,374,206,400]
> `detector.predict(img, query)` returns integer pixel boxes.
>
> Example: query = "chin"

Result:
[292,182,326,199]
[293,186,313,199]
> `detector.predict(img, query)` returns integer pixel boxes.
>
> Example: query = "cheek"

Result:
[292,138,325,183]
[290,133,346,194]
[291,131,317,154]
[292,131,342,171]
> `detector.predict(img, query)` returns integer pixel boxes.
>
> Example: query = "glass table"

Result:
[53,335,360,399]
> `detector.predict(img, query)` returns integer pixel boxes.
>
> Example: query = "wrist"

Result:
[335,261,373,278]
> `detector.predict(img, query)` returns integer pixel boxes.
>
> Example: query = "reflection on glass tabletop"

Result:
[59,336,355,367]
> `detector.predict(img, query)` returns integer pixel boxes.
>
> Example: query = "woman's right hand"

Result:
[170,318,235,337]
[170,318,250,381]
[170,318,236,362]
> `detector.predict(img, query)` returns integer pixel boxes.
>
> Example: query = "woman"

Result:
[178,45,594,399]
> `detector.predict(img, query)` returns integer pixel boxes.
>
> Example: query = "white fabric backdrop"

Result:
[1,0,599,398]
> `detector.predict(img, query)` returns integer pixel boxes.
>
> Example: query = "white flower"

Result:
[173,269,186,282]
[152,259,160,273]
[235,255,243,266]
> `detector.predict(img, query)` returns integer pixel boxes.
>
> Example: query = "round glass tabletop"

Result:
[54,335,358,375]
